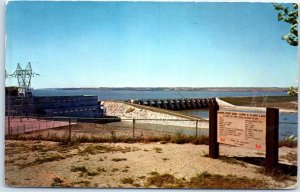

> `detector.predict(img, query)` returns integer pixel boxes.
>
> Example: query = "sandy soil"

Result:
[5,140,297,189]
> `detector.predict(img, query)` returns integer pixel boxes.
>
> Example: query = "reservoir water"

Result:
[33,89,287,100]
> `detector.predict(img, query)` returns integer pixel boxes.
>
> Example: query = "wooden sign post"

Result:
[209,103,219,159]
[265,108,279,173]
[209,105,279,173]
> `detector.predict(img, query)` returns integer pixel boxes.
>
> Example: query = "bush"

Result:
[279,135,297,148]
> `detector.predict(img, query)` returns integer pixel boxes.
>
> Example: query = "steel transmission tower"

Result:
[9,62,39,97]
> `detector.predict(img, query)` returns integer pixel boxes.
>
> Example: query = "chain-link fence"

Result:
[5,116,209,142]
[5,110,296,142]
[5,116,72,135]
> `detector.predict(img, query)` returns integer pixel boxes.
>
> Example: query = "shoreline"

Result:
[216,98,298,113]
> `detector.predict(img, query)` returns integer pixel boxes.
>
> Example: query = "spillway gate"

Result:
[127,97,217,111]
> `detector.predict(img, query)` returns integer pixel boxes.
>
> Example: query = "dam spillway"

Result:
[128,97,217,111]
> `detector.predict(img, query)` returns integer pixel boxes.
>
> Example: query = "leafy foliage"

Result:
[287,86,298,96]
[274,3,298,46]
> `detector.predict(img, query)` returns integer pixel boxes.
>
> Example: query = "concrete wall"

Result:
[33,96,101,118]
[102,101,209,128]
[6,95,102,118]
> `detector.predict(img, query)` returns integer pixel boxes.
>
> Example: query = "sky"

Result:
[5,1,298,88]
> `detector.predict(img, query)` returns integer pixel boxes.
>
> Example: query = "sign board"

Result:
[217,111,266,151]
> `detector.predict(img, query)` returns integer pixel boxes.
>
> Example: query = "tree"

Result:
[287,86,298,96]
[274,3,298,46]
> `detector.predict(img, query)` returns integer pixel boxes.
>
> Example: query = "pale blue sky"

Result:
[5,1,298,88]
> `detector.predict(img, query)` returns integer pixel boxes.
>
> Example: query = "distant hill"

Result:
[57,87,287,92]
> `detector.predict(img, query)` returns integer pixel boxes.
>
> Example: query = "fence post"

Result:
[265,108,279,173]
[209,103,219,159]
[68,117,72,143]
[132,118,135,139]
[195,120,198,137]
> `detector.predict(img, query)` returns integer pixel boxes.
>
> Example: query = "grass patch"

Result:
[111,158,127,162]
[31,144,50,152]
[112,168,119,172]
[17,156,28,161]
[255,167,295,182]
[122,177,134,184]
[51,177,64,187]
[121,177,141,187]
[96,167,107,172]
[71,166,98,177]
[70,180,91,187]
[173,131,190,144]
[33,153,65,164]
[187,171,267,189]
[146,172,183,188]
[7,131,210,146]
[153,147,163,153]
[279,140,297,148]
[18,153,65,169]
[145,171,268,189]
[78,145,136,156]
[71,166,88,173]
[5,159,15,164]
[283,152,297,162]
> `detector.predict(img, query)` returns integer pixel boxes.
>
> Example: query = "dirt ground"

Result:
[5,140,297,189]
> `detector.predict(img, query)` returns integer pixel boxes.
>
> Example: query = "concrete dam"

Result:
[128,97,217,110]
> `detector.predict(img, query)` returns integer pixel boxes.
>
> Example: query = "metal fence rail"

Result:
[5,111,295,141]
[5,115,209,142]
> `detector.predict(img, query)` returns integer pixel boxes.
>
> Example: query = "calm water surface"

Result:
[33,89,287,100]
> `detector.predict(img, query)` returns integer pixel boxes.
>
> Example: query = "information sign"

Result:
[217,111,266,151]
